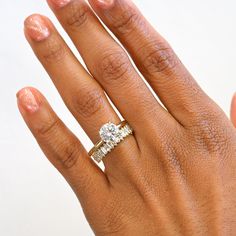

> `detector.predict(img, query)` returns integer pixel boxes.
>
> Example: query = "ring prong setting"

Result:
[89,121,133,163]
[99,122,120,143]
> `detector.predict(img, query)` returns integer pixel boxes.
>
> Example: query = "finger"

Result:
[24,14,142,173]
[46,0,173,131]
[17,87,109,209]
[24,14,121,143]
[88,0,211,125]
[231,93,236,127]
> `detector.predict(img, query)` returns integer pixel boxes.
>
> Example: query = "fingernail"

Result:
[48,0,71,9]
[17,88,41,114]
[24,15,50,42]
[95,0,114,8]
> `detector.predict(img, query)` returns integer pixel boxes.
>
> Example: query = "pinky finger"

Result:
[17,87,109,209]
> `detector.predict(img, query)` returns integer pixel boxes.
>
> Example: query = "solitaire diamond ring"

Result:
[88,121,133,163]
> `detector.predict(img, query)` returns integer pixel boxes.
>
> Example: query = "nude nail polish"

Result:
[97,0,114,7]
[24,15,50,42]
[17,88,40,113]
[48,0,71,8]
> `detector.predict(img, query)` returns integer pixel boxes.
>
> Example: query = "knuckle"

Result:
[72,89,104,118]
[59,141,82,169]
[36,117,61,138]
[141,40,179,75]
[190,108,233,155]
[112,7,141,34]
[35,116,84,170]
[99,50,131,83]
[42,37,65,62]
[160,138,185,176]
[152,127,185,176]
[197,124,229,154]
[65,1,90,29]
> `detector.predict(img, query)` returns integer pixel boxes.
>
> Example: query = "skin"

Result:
[17,0,236,235]
[231,94,236,128]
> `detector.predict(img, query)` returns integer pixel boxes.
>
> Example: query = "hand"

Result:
[17,0,236,235]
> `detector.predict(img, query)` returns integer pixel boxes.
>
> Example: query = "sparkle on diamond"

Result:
[99,122,120,143]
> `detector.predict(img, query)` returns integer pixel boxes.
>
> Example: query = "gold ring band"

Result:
[88,120,127,156]
[88,121,133,163]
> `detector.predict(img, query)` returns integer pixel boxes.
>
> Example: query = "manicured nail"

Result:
[24,15,50,42]
[95,0,114,8]
[17,88,41,114]
[48,0,71,9]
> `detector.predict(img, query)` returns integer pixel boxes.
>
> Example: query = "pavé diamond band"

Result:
[89,121,133,163]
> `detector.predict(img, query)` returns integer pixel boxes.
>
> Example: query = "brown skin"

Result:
[17,0,236,235]
[231,94,236,128]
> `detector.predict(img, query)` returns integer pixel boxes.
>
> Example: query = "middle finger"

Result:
[47,0,173,132]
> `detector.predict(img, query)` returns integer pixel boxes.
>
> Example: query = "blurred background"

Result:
[0,0,236,235]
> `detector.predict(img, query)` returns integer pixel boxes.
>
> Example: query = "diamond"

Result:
[101,146,108,155]
[99,122,120,143]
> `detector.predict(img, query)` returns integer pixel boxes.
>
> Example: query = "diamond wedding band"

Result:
[88,121,133,163]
